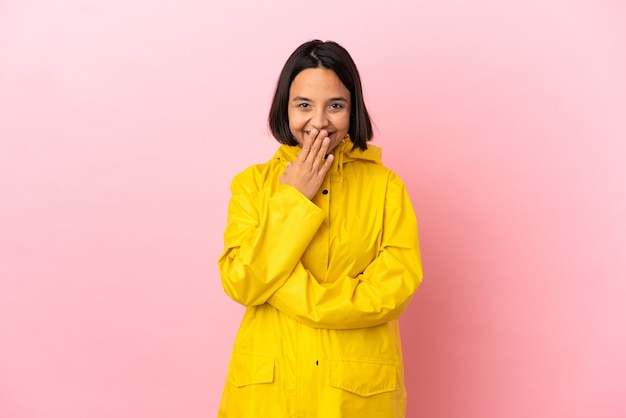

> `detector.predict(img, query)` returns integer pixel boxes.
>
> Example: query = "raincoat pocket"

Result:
[226,352,275,388]
[329,359,397,397]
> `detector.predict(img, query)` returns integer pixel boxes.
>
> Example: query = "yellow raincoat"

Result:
[218,139,422,417]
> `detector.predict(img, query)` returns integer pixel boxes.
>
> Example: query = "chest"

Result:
[303,165,389,282]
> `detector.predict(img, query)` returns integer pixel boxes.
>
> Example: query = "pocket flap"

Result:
[227,352,275,388]
[330,359,396,397]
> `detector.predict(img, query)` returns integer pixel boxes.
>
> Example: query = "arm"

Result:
[219,133,334,306]
[267,174,423,329]
[218,171,326,307]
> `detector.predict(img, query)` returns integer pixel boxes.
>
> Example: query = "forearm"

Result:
[267,244,422,329]
[219,184,326,306]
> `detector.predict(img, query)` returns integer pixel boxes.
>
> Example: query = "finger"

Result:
[280,162,292,184]
[281,162,291,176]
[314,137,330,167]
[305,129,327,165]
[315,130,331,162]
[297,129,318,162]
[317,153,334,178]
[318,133,331,158]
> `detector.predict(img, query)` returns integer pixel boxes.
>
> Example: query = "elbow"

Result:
[219,267,270,307]
[221,281,268,307]
[218,254,271,307]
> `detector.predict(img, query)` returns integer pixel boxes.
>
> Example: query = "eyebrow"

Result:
[292,96,349,102]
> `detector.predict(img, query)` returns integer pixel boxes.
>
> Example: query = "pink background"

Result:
[1,1,625,417]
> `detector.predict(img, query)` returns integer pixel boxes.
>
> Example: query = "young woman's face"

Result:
[288,68,351,151]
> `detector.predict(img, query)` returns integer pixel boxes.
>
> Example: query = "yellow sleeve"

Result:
[218,168,326,306]
[267,174,423,329]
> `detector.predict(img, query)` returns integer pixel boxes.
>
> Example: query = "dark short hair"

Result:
[269,40,373,151]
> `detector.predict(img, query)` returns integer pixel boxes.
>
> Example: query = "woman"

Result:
[217,40,423,417]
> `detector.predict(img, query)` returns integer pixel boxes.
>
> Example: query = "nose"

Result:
[310,107,329,130]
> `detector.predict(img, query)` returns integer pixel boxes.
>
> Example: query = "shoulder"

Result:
[230,156,283,194]
[349,158,407,187]
[345,143,405,180]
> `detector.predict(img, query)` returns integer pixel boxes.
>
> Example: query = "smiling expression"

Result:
[288,68,351,152]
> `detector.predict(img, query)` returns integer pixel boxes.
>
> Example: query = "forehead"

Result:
[289,68,350,98]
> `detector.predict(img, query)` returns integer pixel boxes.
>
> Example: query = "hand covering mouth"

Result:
[304,130,334,137]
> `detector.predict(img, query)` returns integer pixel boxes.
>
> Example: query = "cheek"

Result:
[334,114,350,131]
[288,112,305,131]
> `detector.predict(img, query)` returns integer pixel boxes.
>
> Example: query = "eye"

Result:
[329,103,345,110]
[297,103,310,108]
